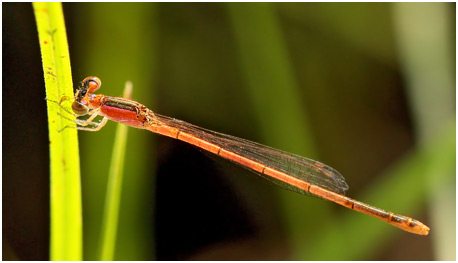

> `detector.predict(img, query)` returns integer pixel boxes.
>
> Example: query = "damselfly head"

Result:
[75,76,102,103]
[71,76,101,116]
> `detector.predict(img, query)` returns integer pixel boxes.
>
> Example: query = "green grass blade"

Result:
[98,82,132,261]
[226,3,329,256]
[392,3,455,260]
[33,2,82,260]
[74,4,158,260]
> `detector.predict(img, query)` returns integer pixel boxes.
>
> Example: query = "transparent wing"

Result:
[156,114,349,196]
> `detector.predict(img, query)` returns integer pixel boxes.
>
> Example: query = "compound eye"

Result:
[72,101,89,116]
[82,76,102,93]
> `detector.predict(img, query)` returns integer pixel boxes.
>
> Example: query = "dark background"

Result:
[3,2,455,260]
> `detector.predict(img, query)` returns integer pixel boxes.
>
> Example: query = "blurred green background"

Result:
[3,2,455,260]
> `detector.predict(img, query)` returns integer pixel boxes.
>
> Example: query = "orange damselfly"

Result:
[53,76,430,235]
